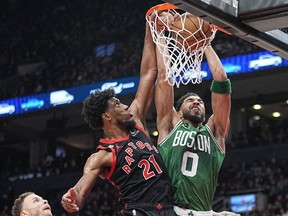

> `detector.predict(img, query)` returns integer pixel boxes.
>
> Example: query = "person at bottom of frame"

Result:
[11,192,53,216]
[61,23,176,216]
[154,42,240,216]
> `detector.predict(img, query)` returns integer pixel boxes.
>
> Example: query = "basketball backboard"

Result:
[162,0,288,59]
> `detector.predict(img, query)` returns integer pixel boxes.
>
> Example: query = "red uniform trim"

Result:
[99,134,130,144]
[96,146,117,180]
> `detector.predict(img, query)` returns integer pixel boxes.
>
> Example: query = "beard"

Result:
[119,119,136,130]
[182,111,205,125]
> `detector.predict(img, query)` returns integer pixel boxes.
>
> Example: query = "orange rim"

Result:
[146,4,233,36]
[146,3,178,18]
[211,24,232,35]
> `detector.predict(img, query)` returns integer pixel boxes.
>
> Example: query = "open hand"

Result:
[61,188,80,212]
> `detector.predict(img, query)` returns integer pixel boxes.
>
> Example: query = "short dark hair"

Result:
[82,88,115,130]
[12,192,34,216]
[175,92,200,111]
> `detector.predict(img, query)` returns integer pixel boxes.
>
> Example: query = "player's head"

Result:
[12,192,52,216]
[176,92,205,125]
[82,88,135,130]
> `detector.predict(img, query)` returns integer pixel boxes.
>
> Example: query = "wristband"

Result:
[210,79,232,94]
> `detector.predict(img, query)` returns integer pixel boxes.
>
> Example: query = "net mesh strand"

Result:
[147,9,217,87]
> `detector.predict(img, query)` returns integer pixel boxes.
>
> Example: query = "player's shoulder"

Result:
[92,150,113,166]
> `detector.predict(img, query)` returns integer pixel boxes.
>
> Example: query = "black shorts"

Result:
[119,203,177,216]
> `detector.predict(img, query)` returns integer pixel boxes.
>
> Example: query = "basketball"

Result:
[171,13,212,51]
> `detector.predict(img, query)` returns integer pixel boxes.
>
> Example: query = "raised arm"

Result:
[205,45,231,151]
[154,39,179,143]
[61,150,112,212]
[129,23,158,131]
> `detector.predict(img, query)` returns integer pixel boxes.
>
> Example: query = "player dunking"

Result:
[61,23,176,216]
[153,16,239,215]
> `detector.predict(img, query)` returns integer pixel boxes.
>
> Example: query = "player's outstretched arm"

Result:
[205,45,231,150]
[154,38,178,144]
[130,22,158,131]
[61,150,111,212]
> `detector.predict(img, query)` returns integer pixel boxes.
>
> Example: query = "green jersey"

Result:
[158,121,225,211]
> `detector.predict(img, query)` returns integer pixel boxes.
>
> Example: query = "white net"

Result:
[146,3,217,87]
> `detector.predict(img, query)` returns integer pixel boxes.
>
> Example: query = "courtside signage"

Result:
[0,76,139,117]
[0,51,287,118]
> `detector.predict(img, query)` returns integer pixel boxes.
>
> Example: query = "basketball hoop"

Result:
[146,3,218,87]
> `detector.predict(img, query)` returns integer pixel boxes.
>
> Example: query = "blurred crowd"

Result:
[0,0,150,100]
[0,0,283,215]
[227,119,288,150]
[0,150,287,216]
[0,124,288,216]
[0,0,261,100]
[216,158,288,216]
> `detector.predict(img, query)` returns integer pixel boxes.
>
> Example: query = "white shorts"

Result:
[212,211,241,216]
[174,206,213,216]
[174,206,241,216]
